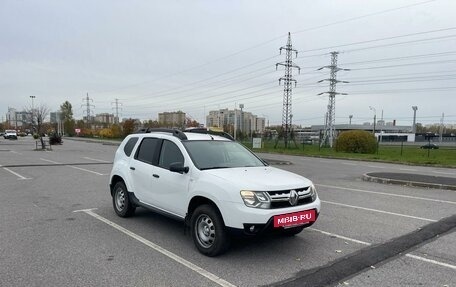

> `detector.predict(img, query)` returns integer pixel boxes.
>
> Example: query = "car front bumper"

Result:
[221,196,321,230]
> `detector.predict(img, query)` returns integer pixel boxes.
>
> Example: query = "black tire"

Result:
[282,225,305,236]
[112,181,136,217]
[190,204,230,256]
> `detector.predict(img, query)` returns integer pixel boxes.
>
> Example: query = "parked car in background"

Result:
[4,130,18,140]
[420,143,439,149]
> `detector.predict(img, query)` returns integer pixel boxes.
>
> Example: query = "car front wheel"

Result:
[190,204,230,256]
[112,181,136,217]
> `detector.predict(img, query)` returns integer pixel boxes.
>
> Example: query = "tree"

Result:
[60,101,75,136]
[60,101,73,121]
[143,119,160,129]
[122,119,136,137]
[187,119,200,128]
[25,104,50,149]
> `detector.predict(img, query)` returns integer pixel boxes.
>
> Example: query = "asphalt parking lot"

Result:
[1,137,455,287]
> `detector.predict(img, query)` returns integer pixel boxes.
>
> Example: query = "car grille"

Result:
[267,187,314,209]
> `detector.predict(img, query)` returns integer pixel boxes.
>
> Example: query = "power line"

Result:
[345,70,456,80]
[297,27,456,55]
[93,1,436,96]
[348,86,456,94]
[343,34,456,53]
[351,59,456,70]
[114,54,280,101]
[293,0,437,35]
[339,51,456,66]
[345,76,456,86]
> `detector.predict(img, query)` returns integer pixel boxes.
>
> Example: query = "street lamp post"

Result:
[412,106,418,133]
[30,96,36,132]
[239,104,244,138]
[261,114,269,128]
[349,115,353,125]
[369,106,376,136]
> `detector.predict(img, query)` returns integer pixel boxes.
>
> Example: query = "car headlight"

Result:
[240,190,271,209]
[309,183,317,202]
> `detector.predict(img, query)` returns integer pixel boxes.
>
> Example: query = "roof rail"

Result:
[184,128,234,141]
[135,128,187,140]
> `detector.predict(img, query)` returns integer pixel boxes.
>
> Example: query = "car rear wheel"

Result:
[112,181,136,217]
[190,204,230,256]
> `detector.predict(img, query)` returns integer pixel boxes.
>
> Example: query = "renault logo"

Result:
[289,190,299,206]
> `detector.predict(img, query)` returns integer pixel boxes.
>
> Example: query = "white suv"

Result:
[4,129,18,140]
[109,129,321,256]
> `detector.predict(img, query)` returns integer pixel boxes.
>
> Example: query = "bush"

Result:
[49,133,62,145]
[335,130,377,154]
[98,128,113,138]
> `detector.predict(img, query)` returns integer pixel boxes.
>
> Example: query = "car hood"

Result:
[202,166,312,191]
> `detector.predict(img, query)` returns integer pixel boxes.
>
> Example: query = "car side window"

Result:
[135,138,160,165]
[123,137,138,157]
[158,140,184,170]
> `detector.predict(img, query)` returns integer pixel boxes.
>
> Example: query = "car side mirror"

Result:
[169,162,189,174]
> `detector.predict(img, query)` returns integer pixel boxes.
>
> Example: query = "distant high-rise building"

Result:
[95,113,116,125]
[206,108,265,134]
[158,111,186,127]
[50,111,62,124]
[5,108,32,128]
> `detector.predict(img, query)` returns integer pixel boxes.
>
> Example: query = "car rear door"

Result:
[129,137,161,205]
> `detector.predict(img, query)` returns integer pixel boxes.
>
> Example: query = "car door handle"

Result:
[153,174,159,178]
[130,167,136,170]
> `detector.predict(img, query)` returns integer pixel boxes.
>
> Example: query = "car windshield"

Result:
[183,140,266,170]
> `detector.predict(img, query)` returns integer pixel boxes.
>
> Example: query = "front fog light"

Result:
[240,190,271,209]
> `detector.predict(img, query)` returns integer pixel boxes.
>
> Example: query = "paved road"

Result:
[1,137,455,286]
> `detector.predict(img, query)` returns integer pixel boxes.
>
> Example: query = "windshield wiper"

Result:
[199,166,230,170]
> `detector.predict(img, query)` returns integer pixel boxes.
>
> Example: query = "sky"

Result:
[1,0,455,127]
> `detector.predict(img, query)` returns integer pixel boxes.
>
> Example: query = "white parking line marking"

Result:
[76,209,236,287]
[342,162,357,166]
[40,158,60,164]
[40,158,105,176]
[3,167,31,180]
[69,165,105,176]
[317,184,456,205]
[83,157,111,163]
[321,200,437,222]
[399,168,418,171]
[308,228,371,245]
[432,171,456,176]
[406,254,456,270]
[309,228,456,270]
[10,150,22,155]
[366,165,386,169]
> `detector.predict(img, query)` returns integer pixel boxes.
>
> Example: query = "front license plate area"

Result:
[273,210,316,228]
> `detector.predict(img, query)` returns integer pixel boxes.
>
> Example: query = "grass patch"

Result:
[245,140,456,167]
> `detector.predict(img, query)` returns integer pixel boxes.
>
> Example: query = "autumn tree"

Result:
[143,119,160,129]
[122,119,136,137]
[186,119,200,128]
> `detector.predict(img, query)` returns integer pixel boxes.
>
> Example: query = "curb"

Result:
[362,173,456,191]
